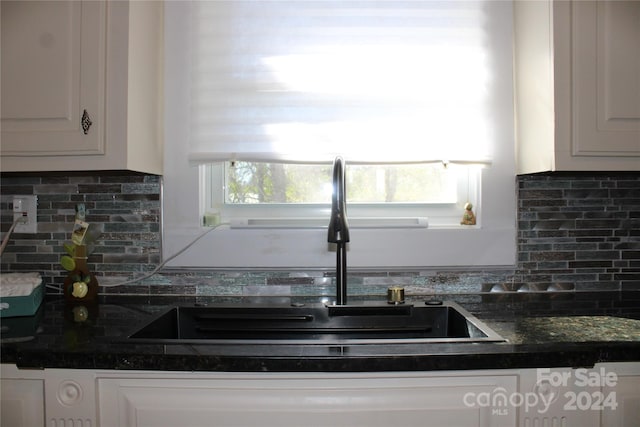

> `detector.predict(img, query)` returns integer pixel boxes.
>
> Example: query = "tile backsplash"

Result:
[1,171,638,296]
[518,172,639,292]
[1,172,161,290]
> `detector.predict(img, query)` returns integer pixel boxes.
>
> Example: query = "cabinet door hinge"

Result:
[81,110,93,135]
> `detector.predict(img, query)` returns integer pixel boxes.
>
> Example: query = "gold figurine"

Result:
[460,202,476,225]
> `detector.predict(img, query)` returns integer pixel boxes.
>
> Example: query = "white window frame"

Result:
[203,162,479,228]
[162,1,517,270]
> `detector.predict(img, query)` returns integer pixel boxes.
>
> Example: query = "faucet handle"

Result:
[328,156,350,243]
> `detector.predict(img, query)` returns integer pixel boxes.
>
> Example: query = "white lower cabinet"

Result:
[518,363,640,427]
[600,363,640,427]
[518,367,601,427]
[0,367,44,427]
[98,371,517,427]
[0,365,97,427]
[1,363,639,427]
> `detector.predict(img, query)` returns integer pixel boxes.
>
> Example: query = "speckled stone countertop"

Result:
[494,316,640,344]
[2,291,639,372]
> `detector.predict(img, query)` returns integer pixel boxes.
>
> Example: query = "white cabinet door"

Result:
[2,365,99,427]
[514,0,640,173]
[0,367,45,427]
[600,363,640,427]
[518,367,601,427]
[0,379,44,427]
[0,1,163,174]
[519,364,640,427]
[98,372,518,427]
[571,0,640,158]
[0,0,106,156]
[601,375,640,427]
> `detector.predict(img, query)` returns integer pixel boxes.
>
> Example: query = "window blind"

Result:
[188,0,506,165]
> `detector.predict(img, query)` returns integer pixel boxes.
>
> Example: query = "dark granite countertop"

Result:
[2,291,640,372]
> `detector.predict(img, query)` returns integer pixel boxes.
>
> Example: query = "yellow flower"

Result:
[72,281,88,298]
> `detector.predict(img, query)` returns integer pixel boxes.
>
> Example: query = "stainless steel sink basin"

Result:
[125,301,505,345]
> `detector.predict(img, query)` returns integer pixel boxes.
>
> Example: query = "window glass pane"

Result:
[223,162,458,205]
[225,162,332,204]
[346,164,457,204]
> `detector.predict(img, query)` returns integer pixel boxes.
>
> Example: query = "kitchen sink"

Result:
[125,301,505,345]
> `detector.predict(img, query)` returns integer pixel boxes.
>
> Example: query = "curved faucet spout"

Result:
[328,156,350,244]
[328,156,350,305]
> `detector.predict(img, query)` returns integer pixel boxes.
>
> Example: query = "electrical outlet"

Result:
[13,195,38,234]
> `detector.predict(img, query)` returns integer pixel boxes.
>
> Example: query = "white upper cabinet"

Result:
[0,1,163,174]
[515,0,640,173]
[0,1,105,156]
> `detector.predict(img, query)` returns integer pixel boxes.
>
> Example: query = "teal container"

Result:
[0,284,44,318]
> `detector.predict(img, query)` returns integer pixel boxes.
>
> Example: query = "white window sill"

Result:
[228,217,429,229]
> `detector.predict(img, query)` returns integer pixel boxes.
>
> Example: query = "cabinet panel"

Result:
[571,1,640,157]
[0,0,106,156]
[0,378,45,427]
[3,364,639,426]
[589,363,640,426]
[99,374,517,427]
[600,2,640,121]
[1,1,77,120]
[518,367,601,427]
[515,0,640,173]
[0,0,163,174]
[601,374,640,427]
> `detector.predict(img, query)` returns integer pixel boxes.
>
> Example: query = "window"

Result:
[204,162,479,228]
[163,1,516,269]
[221,163,458,205]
